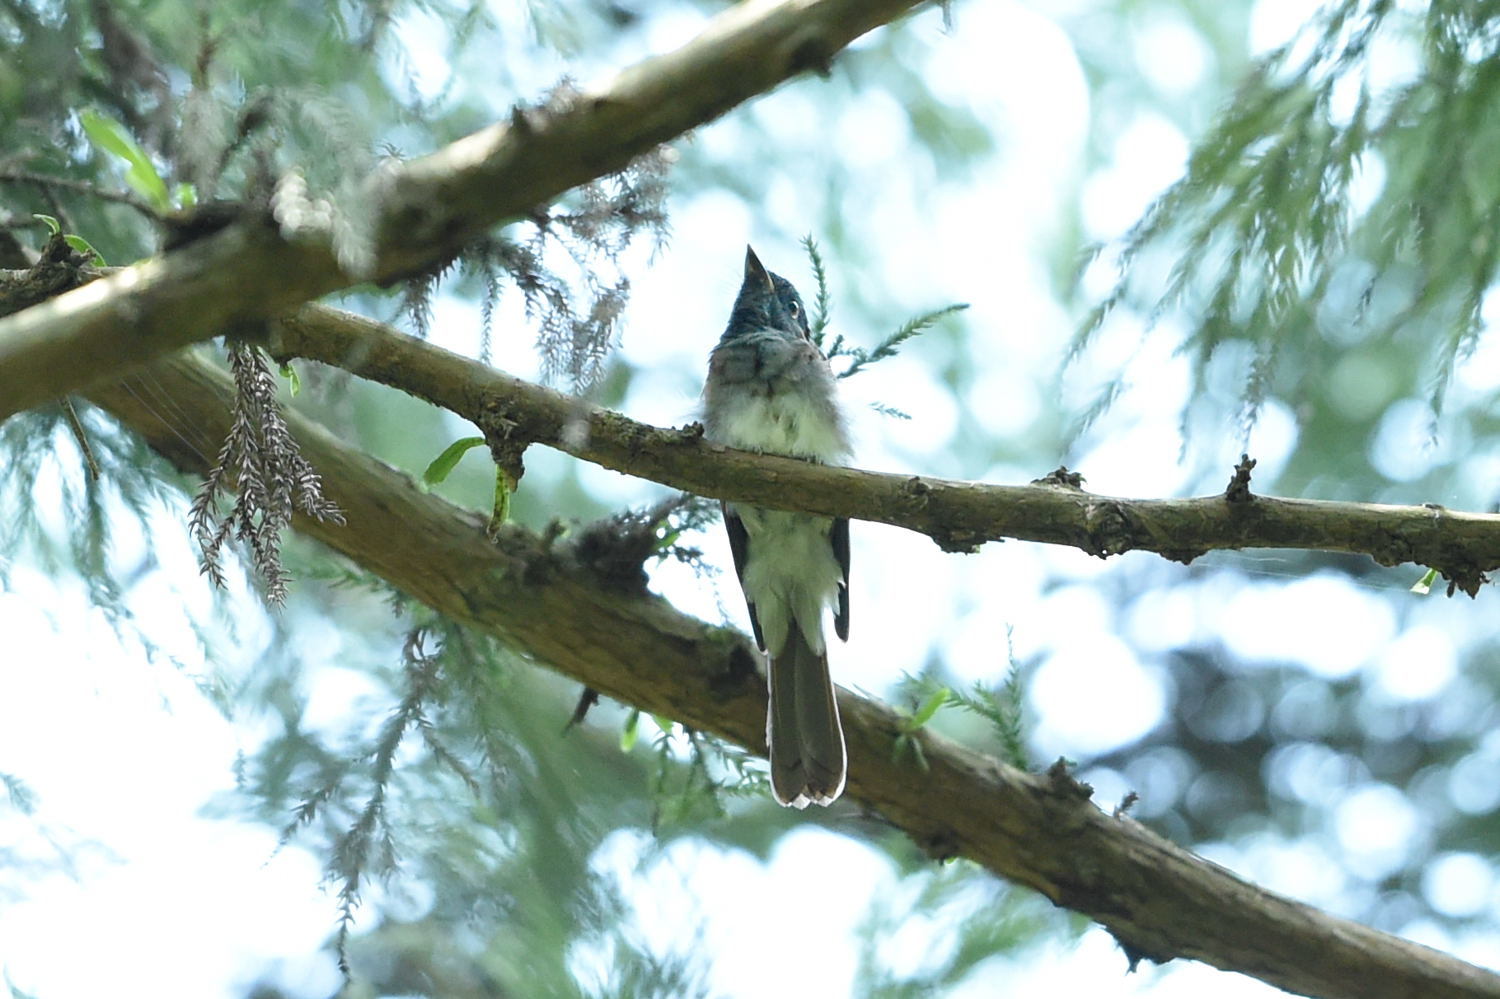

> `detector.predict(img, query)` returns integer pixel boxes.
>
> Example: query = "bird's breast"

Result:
[704,331,848,461]
[713,390,844,459]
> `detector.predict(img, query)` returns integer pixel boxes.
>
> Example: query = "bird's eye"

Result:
[787,300,800,316]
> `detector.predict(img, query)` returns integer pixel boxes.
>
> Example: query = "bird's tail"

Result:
[767,622,846,808]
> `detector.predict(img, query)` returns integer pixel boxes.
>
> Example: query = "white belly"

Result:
[714,391,845,461]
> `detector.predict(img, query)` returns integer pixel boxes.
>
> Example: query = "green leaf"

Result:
[80,109,171,212]
[621,709,640,752]
[901,687,950,733]
[34,214,105,264]
[422,436,485,487]
[1410,567,1439,595]
[62,234,106,266]
[489,464,513,535]
[654,527,682,554]
[278,362,302,397]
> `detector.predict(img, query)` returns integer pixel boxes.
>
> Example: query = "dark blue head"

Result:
[722,246,811,342]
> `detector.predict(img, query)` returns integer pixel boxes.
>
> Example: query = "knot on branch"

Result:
[900,476,932,509]
[479,406,529,492]
[1081,499,1133,558]
[1046,757,1094,802]
[1225,453,1256,503]
[787,29,837,78]
[1442,567,1489,599]
[932,528,986,554]
[719,638,762,692]
[0,233,98,319]
[566,496,693,593]
[161,200,252,251]
[1110,932,1171,973]
[917,827,962,863]
[1033,466,1086,489]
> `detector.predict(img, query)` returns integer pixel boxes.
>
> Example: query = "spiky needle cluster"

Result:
[187,341,344,604]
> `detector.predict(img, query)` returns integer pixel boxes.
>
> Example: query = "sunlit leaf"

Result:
[422,436,485,487]
[80,109,171,212]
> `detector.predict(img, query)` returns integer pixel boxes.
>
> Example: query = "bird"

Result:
[701,246,851,808]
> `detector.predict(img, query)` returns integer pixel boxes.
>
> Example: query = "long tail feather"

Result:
[767,622,846,807]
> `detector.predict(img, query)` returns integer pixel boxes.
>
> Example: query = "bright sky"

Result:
[4,0,1500,997]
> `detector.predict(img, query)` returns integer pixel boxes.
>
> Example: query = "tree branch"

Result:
[263,305,1500,591]
[84,350,1500,999]
[0,0,934,423]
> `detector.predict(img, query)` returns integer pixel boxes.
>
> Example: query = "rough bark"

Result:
[85,351,1500,999]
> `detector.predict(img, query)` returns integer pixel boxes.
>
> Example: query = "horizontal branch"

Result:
[0,0,931,422]
[266,305,1500,592]
[85,350,1500,999]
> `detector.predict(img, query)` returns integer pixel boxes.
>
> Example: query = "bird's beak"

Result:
[744,245,774,293]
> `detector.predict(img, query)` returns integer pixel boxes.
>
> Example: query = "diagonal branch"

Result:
[84,350,1500,999]
[0,0,935,422]
[263,305,1500,592]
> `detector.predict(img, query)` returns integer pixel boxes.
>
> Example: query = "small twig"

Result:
[60,398,101,480]
[564,686,600,732]
[0,169,158,217]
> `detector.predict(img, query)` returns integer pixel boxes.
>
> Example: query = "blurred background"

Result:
[2,0,1499,995]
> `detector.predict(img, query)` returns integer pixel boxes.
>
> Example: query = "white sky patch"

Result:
[1215,574,1396,676]
[1369,398,1447,482]
[1239,834,1348,908]
[1137,15,1212,97]
[1333,783,1424,881]
[640,5,710,58]
[1073,414,1194,497]
[1447,734,1500,815]
[1371,624,1456,701]
[593,829,890,998]
[0,572,338,998]
[1126,586,1200,653]
[953,925,1289,998]
[1239,399,1300,480]
[1457,290,1500,393]
[849,356,961,464]
[385,7,455,103]
[1248,0,1328,57]
[1080,113,1189,240]
[834,88,911,165]
[1031,634,1166,755]
[1423,852,1496,918]
[842,525,959,690]
[966,364,1044,440]
[2,829,337,999]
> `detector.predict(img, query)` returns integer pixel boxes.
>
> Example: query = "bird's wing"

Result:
[722,502,766,651]
[832,516,850,642]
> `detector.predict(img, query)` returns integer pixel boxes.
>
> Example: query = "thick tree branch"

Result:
[263,305,1500,591]
[85,350,1500,999]
[0,0,933,421]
